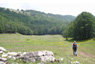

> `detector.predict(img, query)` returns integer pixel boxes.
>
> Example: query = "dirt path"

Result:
[68,47,95,64]
[63,41,95,64]
[78,55,94,64]
[79,51,93,58]
[78,51,95,64]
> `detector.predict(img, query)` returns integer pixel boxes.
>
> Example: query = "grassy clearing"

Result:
[0,33,95,64]
[0,33,64,52]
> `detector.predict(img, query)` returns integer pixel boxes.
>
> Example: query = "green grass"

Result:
[0,33,95,64]
[63,38,95,64]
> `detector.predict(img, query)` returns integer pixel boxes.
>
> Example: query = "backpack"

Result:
[73,43,77,49]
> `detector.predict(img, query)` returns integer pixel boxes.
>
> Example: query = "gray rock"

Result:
[0,61,5,64]
[20,50,55,63]
[0,51,3,54]
[0,58,7,62]
[0,47,6,52]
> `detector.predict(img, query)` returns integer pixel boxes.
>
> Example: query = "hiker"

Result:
[72,41,77,56]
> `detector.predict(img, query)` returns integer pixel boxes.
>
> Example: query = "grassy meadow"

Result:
[0,33,95,64]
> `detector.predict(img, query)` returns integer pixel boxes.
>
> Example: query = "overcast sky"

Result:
[0,0,95,16]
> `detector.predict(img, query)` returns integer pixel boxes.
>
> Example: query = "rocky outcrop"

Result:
[20,51,55,62]
[0,47,6,54]
[0,46,80,64]
[0,47,57,63]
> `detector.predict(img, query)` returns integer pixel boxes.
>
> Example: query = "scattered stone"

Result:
[0,51,3,54]
[54,59,60,63]
[76,61,80,64]
[11,57,16,60]
[38,62,44,64]
[7,52,18,56]
[71,58,74,60]
[71,61,80,64]
[0,61,5,64]
[15,54,21,59]
[0,46,81,64]
[2,53,8,58]
[7,56,12,59]
[1,58,7,62]
[22,52,27,56]
[20,50,55,63]
[0,47,6,52]
[0,57,7,62]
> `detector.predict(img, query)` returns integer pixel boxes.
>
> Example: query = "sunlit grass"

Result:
[0,33,95,64]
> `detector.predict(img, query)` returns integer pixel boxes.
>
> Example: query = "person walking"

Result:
[72,41,78,56]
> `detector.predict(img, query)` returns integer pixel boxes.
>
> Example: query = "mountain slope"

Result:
[0,7,75,35]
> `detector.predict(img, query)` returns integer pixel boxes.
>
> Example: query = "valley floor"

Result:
[0,33,95,64]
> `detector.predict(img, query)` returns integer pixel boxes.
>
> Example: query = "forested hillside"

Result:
[63,12,95,40]
[0,7,75,35]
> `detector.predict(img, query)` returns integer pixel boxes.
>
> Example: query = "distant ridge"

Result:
[0,7,75,35]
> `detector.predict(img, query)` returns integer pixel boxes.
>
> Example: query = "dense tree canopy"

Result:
[0,8,33,35]
[73,12,94,39]
[0,7,75,35]
[63,12,95,40]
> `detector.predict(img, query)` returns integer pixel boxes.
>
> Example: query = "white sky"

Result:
[0,0,95,16]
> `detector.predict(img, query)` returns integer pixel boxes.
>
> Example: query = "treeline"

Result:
[0,8,33,35]
[0,7,75,35]
[63,12,95,40]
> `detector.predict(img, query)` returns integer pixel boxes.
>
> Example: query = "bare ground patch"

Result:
[78,51,95,64]
[79,51,95,58]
